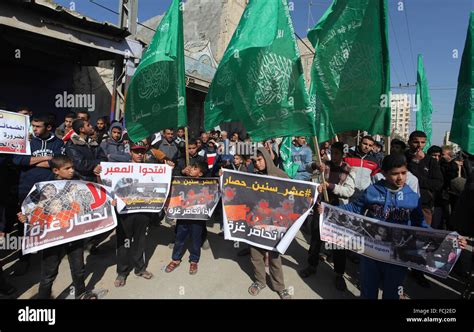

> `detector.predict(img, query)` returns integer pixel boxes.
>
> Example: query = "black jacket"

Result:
[406,152,444,208]
[451,154,474,236]
[65,133,107,182]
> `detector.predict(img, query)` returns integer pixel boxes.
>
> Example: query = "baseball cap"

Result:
[130,141,148,151]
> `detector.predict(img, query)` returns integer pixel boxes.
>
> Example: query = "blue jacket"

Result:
[339,180,427,227]
[291,144,313,181]
[12,134,64,198]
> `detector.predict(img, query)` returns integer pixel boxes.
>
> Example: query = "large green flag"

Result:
[307,0,391,142]
[416,54,434,151]
[450,12,474,155]
[204,0,315,141]
[125,0,187,142]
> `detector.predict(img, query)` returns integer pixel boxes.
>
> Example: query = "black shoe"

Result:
[412,271,430,288]
[298,266,317,278]
[334,275,347,291]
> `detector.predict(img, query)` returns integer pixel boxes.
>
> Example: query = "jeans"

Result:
[38,240,86,299]
[360,256,407,299]
[172,220,203,263]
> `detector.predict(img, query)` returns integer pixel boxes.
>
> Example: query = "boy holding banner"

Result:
[114,141,154,288]
[17,155,98,299]
[247,148,292,300]
[165,161,210,275]
[319,154,427,299]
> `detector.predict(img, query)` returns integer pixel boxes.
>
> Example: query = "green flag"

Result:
[450,12,474,155]
[204,0,315,141]
[307,0,391,142]
[416,54,434,151]
[125,0,187,142]
[280,137,299,178]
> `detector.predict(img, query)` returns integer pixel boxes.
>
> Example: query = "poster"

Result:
[100,162,172,214]
[221,169,318,254]
[319,203,462,278]
[0,109,30,155]
[21,180,117,254]
[165,177,220,220]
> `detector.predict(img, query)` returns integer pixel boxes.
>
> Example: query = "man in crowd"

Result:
[291,136,313,181]
[405,130,443,287]
[12,115,64,275]
[344,135,380,200]
[100,122,130,162]
[55,112,76,141]
[152,128,179,163]
[65,119,107,182]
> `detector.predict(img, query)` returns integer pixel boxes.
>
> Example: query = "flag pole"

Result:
[312,136,329,202]
[184,126,190,167]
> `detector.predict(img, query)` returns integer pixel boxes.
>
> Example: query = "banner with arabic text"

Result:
[0,109,30,155]
[21,180,117,254]
[165,177,220,220]
[100,162,172,214]
[221,169,318,254]
[319,203,462,278]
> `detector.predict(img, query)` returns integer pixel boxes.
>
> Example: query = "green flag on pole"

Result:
[450,12,474,155]
[307,0,391,143]
[125,0,187,142]
[204,0,315,141]
[415,54,434,151]
[280,136,299,178]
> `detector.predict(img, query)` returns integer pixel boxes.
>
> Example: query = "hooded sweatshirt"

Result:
[255,148,289,179]
[339,180,427,227]
[99,123,130,162]
[12,133,64,198]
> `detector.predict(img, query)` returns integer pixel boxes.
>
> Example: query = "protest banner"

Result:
[221,169,318,253]
[21,180,117,254]
[0,109,30,155]
[319,203,462,278]
[165,177,220,220]
[100,162,172,214]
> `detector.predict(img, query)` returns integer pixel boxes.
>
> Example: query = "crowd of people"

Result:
[0,107,473,299]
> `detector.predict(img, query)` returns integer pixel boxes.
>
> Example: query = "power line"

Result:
[388,9,409,84]
[295,32,315,55]
[89,0,156,32]
[402,1,417,74]
[89,0,118,15]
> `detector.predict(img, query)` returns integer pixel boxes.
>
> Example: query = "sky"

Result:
[55,0,473,145]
